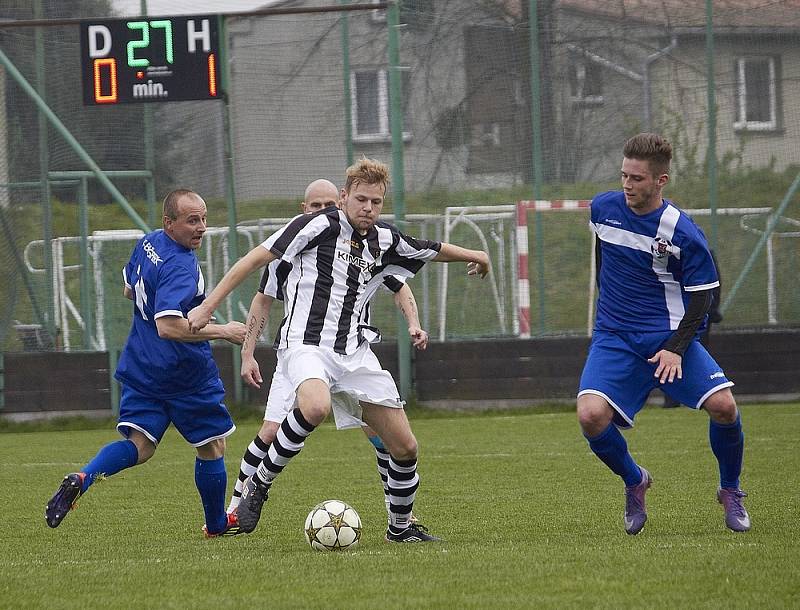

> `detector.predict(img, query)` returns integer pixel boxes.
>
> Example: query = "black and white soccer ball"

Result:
[304,499,362,551]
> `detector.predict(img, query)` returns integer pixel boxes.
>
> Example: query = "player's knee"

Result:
[296,379,332,426]
[134,440,156,464]
[392,438,418,461]
[576,396,613,435]
[299,402,330,427]
[703,389,738,424]
[128,431,156,464]
[197,437,226,460]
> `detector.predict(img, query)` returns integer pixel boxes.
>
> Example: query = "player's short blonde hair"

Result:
[623,133,672,177]
[344,157,390,194]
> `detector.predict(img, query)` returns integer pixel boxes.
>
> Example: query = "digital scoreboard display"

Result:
[80,16,221,105]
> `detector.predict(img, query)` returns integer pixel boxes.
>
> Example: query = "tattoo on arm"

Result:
[243,313,266,352]
[402,295,418,323]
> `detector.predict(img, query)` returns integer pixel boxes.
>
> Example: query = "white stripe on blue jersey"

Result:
[115,230,219,397]
[590,191,719,332]
[262,207,439,354]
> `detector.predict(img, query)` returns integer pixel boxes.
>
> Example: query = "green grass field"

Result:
[2,403,798,609]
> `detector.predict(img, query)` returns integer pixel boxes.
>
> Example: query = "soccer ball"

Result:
[304,499,362,551]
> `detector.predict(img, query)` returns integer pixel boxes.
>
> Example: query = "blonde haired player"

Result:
[189,158,489,542]
[227,179,428,521]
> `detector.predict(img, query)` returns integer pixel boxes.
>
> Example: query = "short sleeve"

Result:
[153,262,199,318]
[677,221,719,291]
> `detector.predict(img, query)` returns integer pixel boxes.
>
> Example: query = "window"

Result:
[370,1,386,23]
[568,57,603,105]
[370,0,434,26]
[350,69,411,142]
[734,56,778,131]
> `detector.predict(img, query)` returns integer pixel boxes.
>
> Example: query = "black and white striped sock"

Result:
[227,434,270,512]
[374,446,391,515]
[387,456,419,534]
[253,408,315,489]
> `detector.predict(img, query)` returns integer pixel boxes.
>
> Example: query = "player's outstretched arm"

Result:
[432,243,490,278]
[156,316,246,344]
[188,246,276,332]
[241,292,274,389]
[393,284,428,350]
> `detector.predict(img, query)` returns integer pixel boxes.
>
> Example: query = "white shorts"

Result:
[278,343,403,429]
[263,367,295,424]
[263,366,364,430]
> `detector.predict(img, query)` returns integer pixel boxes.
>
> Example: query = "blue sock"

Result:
[586,424,642,486]
[368,434,386,451]
[709,414,744,489]
[195,456,228,534]
[80,439,139,493]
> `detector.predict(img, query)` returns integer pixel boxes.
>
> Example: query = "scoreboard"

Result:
[80,16,221,105]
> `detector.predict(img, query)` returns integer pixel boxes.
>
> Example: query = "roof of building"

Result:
[557,0,800,29]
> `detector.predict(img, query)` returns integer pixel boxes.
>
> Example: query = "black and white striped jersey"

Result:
[261,206,440,354]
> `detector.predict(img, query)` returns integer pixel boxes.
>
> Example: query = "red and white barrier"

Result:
[516,200,591,338]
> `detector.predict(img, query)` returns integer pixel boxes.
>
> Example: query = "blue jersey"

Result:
[590,191,719,333]
[115,230,220,397]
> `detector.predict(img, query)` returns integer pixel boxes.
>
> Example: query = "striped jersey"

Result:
[116,230,220,397]
[590,191,719,332]
[262,206,440,354]
[257,252,406,344]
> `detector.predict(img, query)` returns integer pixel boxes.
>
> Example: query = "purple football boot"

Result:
[717,488,751,532]
[624,467,652,535]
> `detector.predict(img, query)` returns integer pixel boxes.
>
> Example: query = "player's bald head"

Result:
[302,179,339,214]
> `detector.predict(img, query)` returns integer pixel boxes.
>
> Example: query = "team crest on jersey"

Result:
[651,236,673,258]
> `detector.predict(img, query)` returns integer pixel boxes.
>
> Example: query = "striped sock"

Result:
[374,445,391,515]
[253,408,316,490]
[387,456,419,534]
[228,434,270,512]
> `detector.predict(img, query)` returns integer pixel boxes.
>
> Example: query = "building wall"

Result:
[654,35,800,175]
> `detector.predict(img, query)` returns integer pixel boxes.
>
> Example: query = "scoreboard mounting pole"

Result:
[80,15,222,105]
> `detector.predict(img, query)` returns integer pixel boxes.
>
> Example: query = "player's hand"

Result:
[188,304,213,333]
[467,252,490,278]
[409,326,428,350]
[224,321,247,345]
[648,349,683,384]
[241,354,263,389]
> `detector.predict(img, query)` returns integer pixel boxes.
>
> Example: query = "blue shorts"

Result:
[117,378,236,447]
[578,330,733,428]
